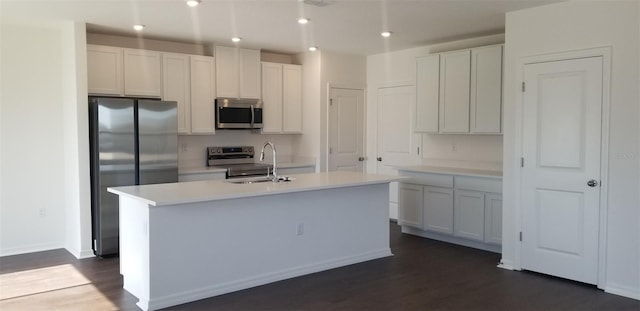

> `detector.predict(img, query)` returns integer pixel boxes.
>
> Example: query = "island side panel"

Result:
[145,183,391,310]
[118,196,151,310]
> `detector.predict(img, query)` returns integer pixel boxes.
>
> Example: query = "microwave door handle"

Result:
[250,104,255,128]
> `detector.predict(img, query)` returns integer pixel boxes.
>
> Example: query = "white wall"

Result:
[503,0,640,299]
[1,23,68,255]
[62,22,93,259]
[293,52,322,172]
[292,51,367,172]
[366,34,505,173]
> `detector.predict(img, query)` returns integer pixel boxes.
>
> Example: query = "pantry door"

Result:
[328,87,365,172]
[377,85,421,218]
[521,56,603,285]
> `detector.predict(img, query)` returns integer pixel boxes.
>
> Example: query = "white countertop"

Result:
[108,171,403,207]
[395,165,502,179]
[179,160,315,175]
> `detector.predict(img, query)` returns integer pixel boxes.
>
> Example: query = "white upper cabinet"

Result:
[414,44,503,134]
[282,64,303,133]
[470,45,503,134]
[215,46,260,99]
[239,49,261,99]
[162,53,191,134]
[190,55,216,134]
[87,45,123,96]
[415,54,440,132]
[439,49,471,133]
[123,49,162,97]
[261,62,303,134]
[162,54,216,135]
[261,62,283,133]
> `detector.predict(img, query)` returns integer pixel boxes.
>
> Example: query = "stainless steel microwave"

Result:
[215,98,263,129]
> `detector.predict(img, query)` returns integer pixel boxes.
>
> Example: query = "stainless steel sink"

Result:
[226,176,294,184]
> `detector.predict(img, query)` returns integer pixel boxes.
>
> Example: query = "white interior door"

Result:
[377,85,421,219]
[521,56,603,285]
[329,88,365,172]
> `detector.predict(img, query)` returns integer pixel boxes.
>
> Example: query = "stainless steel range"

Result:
[206,146,272,179]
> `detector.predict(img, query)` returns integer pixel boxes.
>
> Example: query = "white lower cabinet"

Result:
[398,183,423,228]
[398,171,502,252]
[423,186,454,234]
[454,189,485,241]
[484,193,503,245]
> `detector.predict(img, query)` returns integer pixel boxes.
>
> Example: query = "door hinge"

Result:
[417,147,420,155]
[521,157,524,167]
[329,98,333,106]
[522,82,526,92]
[519,232,523,242]
[329,148,333,154]
[93,239,97,250]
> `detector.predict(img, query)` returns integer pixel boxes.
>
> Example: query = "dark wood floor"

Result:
[1,222,638,310]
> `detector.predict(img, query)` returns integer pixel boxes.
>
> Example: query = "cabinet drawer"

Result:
[455,176,501,193]
[401,172,454,188]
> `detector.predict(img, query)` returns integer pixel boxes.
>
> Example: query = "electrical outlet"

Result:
[181,143,188,152]
[296,223,304,236]
[451,143,457,152]
[39,208,46,218]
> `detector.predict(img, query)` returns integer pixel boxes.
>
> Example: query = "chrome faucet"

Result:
[260,141,278,181]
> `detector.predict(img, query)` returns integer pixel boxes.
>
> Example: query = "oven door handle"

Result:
[250,104,255,128]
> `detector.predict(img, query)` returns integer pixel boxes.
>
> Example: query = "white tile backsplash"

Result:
[178,131,296,168]
[421,133,503,171]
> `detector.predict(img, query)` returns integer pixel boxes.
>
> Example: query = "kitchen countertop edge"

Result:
[395,165,503,179]
[108,172,403,207]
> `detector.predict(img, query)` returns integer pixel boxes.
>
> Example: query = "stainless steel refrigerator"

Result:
[89,97,178,257]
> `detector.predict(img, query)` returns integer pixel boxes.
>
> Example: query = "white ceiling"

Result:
[1,0,562,56]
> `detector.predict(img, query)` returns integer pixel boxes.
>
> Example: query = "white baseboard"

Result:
[142,248,393,311]
[605,282,640,300]
[66,247,95,259]
[0,242,64,257]
[497,259,515,270]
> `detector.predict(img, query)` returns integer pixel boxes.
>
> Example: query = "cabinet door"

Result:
[439,50,470,133]
[398,183,423,228]
[484,193,502,245]
[123,49,161,97]
[190,55,216,134]
[282,64,302,133]
[423,186,454,234]
[261,62,283,133]
[87,45,123,96]
[162,53,191,134]
[215,46,239,98]
[470,45,503,134]
[415,55,439,132]
[454,189,485,241]
[239,48,261,99]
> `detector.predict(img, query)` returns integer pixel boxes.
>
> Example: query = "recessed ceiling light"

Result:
[297,18,310,24]
[381,31,392,38]
[308,46,318,52]
[186,0,200,7]
[232,37,242,43]
[133,24,145,31]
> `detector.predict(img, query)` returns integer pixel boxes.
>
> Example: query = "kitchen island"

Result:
[108,171,401,311]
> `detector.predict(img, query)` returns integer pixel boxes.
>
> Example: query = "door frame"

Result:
[326,83,366,171]
[514,46,611,288]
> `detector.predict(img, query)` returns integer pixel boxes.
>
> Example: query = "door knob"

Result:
[377,157,382,162]
[587,179,599,187]
[358,157,365,162]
